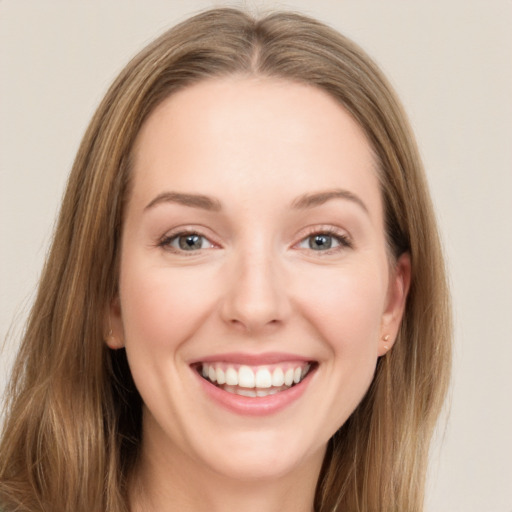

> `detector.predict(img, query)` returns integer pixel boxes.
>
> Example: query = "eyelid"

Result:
[155,224,353,254]
[157,226,221,253]
[292,225,353,252]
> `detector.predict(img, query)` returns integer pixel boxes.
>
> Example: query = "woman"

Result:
[0,8,451,512]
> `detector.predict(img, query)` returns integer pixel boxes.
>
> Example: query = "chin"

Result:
[193,429,326,482]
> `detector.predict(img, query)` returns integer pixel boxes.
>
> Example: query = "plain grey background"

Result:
[1,1,511,511]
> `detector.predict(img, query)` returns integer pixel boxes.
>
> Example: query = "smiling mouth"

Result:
[195,361,316,397]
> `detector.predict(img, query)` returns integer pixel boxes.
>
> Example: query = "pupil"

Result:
[179,234,201,250]
[310,234,332,250]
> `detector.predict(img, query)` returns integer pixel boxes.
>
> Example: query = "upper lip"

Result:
[189,352,315,366]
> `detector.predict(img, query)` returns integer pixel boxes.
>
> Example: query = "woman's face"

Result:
[110,77,409,482]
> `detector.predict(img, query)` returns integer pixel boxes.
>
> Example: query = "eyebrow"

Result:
[144,191,222,212]
[291,189,369,214]
[144,188,368,214]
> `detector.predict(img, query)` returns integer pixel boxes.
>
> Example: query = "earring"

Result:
[106,328,114,343]
[383,334,390,351]
[105,318,122,349]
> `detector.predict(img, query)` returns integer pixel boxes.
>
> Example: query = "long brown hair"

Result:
[0,8,451,512]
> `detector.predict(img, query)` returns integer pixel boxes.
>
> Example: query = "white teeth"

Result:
[256,387,281,397]
[225,367,238,386]
[272,367,285,387]
[284,368,294,386]
[238,365,255,388]
[255,368,272,388]
[216,367,226,385]
[224,386,285,398]
[236,388,257,397]
[199,362,313,392]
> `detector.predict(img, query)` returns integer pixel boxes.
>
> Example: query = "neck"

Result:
[129,420,324,512]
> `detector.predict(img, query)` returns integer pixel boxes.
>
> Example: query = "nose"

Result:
[220,244,291,333]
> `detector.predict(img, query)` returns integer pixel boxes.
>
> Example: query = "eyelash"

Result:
[157,229,216,254]
[157,227,353,255]
[296,227,353,254]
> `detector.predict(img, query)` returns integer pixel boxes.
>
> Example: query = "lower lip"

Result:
[194,367,315,416]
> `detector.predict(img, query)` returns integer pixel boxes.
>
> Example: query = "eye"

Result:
[297,231,351,252]
[160,232,214,252]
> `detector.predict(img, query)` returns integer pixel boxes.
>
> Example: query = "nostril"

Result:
[224,315,282,334]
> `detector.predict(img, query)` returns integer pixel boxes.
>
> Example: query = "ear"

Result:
[104,295,125,349]
[378,252,411,356]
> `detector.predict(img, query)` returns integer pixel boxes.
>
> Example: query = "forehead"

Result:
[129,77,381,218]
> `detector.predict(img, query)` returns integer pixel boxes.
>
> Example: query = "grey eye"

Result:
[309,235,332,251]
[170,234,211,251]
[181,234,203,250]
[308,234,334,250]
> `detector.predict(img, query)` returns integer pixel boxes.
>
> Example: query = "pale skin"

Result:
[107,76,411,512]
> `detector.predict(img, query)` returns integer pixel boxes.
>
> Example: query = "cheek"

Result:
[294,263,387,356]
[119,261,218,356]
[294,264,388,427]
